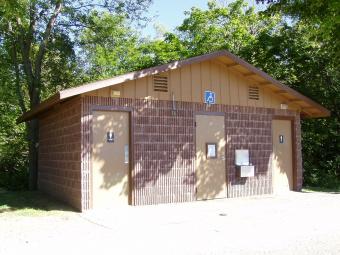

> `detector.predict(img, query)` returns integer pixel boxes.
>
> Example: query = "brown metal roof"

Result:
[18,50,330,122]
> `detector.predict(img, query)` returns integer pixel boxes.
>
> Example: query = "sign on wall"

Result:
[204,90,216,105]
[107,131,114,143]
[279,135,284,144]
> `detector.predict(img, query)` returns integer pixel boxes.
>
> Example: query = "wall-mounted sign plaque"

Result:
[206,143,217,158]
[107,131,114,143]
[279,135,284,144]
[204,90,216,105]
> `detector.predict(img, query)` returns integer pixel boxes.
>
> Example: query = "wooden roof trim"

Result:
[59,51,227,100]
[18,50,330,122]
[222,50,330,117]
[17,94,61,123]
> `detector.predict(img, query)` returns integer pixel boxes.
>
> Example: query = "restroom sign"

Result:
[204,90,216,105]
[107,131,114,143]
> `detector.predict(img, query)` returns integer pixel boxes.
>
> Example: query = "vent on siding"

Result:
[153,74,168,92]
[248,86,259,100]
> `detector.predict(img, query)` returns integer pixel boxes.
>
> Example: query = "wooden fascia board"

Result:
[17,93,61,123]
[221,50,330,117]
[18,50,330,121]
[59,51,228,100]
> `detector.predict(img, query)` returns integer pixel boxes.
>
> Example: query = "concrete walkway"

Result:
[1,191,340,255]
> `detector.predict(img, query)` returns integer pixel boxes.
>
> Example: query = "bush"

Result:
[0,100,28,190]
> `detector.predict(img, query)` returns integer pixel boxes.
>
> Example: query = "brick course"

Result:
[38,97,82,210]
[81,96,302,210]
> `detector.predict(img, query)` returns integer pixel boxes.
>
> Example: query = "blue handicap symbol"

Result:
[204,91,216,104]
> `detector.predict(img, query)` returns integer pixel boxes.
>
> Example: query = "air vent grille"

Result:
[248,86,259,100]
[153,74,168,92]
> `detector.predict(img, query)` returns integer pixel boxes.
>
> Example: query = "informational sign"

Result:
[204,90,216,105]
[279,135,284,144]
[235,149,250,166]
[107,131,114,143]
[124,145,129,164]
[206,143,217,158]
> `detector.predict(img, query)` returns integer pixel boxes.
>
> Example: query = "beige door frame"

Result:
[272,115,297,191]
[194,111,228,199]
[90,107,133,208]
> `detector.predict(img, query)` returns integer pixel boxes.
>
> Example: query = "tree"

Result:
[262,0,340,187]
[79,12,142,80]
[0,0,152,190]
[144,0,339,188]
[176,0,280,57]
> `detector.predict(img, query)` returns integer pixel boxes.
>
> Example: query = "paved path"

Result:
[1,191,339,255]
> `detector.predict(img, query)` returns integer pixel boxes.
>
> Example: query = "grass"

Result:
[302,186,340,193]
[0,190,74,217]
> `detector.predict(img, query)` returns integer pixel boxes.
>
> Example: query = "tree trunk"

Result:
[28,118,39,190]
[14,1,63,190]
[28,79,41,190]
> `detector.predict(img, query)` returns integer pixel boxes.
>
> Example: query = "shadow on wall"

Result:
[272,130,294,191]
[90,100,199,203]
[89,98,279,203]
[130,101,197,201]
[195,119,227,199]
[92,112,129,197]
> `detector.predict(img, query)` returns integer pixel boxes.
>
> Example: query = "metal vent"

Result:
[153,74,168,92]
[248,86,259,100]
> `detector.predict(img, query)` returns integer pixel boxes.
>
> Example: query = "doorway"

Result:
[92,111,130,209]
[272,119,294,193]
[195,114,226,200]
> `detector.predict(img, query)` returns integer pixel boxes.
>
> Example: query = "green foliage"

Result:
[79,12,141,79]
[262,0,340,188]
[177,0,280,56]
[0,0,152,190]
[0,62,28,190]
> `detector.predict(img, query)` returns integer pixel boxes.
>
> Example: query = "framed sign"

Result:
[279,135,284,144]
[206,143,217,159]
[107,131,114,143]
[235,149,249,166]
[204,90,216,105]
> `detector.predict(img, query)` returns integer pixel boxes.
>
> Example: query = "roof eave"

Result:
[16,93,61,123]
[17,50,331,122]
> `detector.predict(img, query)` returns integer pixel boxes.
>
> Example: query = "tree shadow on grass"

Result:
[0,190,74,214]
[301,186,340,194]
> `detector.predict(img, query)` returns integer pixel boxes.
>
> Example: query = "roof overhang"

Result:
[18,50,330,123]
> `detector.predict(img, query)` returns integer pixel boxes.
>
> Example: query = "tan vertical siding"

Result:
[85,60,299,112]
[170,69,181,101]
[135,77,147,98]
[191,62,202,102]
[123,80,136,98]
[97,87,110,97]
[220,66,229,105]
[238,75,248,106]
[262,87,271,108]
[229,71,240,105]
[211,62,221,104]
[256,86,264,108]
[201,61,211,97]
[181,65,192,102]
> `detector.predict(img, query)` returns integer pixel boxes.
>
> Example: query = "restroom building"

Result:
[19,50,330,211]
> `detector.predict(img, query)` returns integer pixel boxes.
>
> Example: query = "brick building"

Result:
[19,50,329,211]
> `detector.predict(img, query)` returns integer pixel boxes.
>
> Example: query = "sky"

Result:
[142,0,267,38]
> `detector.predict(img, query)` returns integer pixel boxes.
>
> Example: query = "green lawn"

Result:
[0,190,74,217]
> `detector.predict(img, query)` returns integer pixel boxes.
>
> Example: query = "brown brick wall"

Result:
[81,96,302,209]
[38,97,82,210]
